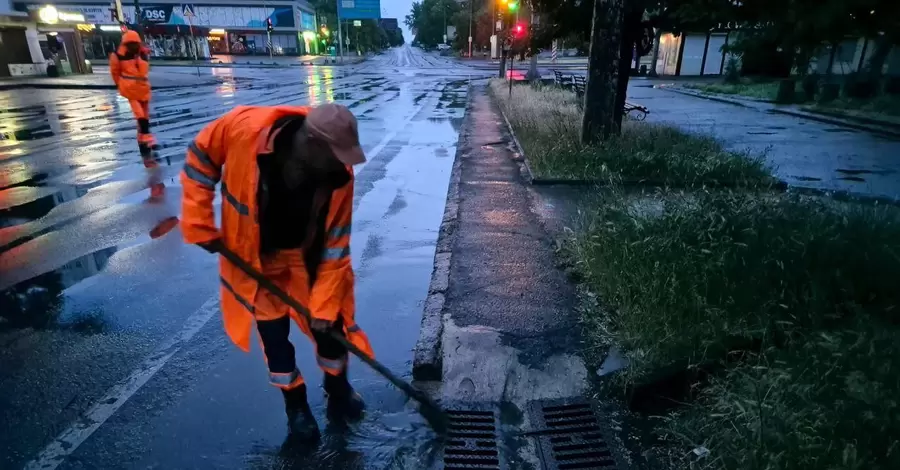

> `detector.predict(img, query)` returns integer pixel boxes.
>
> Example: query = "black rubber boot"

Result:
[282,384,320,441]
[323,370,365,422]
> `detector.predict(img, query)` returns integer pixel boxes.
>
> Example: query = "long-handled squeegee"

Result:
[216,245,449,435]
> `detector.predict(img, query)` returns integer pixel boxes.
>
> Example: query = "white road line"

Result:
[23,297,221,470]
[356,102,426,175]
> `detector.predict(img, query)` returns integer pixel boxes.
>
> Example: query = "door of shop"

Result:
[0,27,32,77]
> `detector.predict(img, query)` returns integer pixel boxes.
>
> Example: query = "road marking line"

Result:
[23,297,221,470]
[357,102,426,175]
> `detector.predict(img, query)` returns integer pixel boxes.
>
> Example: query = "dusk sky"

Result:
[381,0,413,41]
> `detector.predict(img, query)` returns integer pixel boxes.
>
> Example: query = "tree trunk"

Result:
[864,35,892,81]
[613,8,643,127]
[527,54,540,82]
[648,29,661,77]
[581,0,624,144]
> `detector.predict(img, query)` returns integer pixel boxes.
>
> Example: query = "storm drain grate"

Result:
[442,407,502,470]
[527,398,626,470]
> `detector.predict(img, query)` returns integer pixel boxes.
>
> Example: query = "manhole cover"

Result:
[442,406,502,470]
[526,398,625,470]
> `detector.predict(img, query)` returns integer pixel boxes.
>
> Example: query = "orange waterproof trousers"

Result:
[128,99,164,198]
[254,249,350,390]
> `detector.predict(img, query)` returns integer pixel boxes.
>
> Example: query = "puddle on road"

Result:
[245,418,444,470]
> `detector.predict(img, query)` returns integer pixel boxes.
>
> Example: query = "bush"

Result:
[801,73,819,101]
[489,79,774,186]
[843,72,879,99]
[723,56,741,84]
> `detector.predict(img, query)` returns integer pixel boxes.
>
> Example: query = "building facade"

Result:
[654,30,900,77]
[2,0,319,77]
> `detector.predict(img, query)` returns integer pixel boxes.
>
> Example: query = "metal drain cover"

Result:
[442,406,502,469]
[526,397,625,470]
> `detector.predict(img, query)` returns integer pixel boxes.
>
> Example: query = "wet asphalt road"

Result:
[0,47,490,469]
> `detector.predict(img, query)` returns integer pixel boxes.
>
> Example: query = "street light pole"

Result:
[263,0,273,59]
[468,0,473,57]
[336,0,344,61]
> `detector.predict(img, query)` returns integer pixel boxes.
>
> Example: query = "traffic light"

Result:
[513,23,525,37]
[508,1,519,12]
[266,18,274,33]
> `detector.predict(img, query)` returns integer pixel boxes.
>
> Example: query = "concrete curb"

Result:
[768,107,900,139]
[798,106,900,130]
[661,85,900,139]
[411,87,468,381]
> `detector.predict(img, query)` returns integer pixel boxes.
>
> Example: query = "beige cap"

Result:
[305,103,366,166]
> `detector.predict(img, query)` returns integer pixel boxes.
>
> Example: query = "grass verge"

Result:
[567,189,900,468]
[684,79,783,101]
[489,79,774,186]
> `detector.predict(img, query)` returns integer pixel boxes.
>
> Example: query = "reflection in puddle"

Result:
[0,245,117,330]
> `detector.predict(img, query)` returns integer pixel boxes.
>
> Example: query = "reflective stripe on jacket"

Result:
[180,105,368,357]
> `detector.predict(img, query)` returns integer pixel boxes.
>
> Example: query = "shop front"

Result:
[28,5,90,74]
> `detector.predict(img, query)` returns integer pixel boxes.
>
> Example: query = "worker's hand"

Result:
[310,318,333,332]
[197,238,223,254]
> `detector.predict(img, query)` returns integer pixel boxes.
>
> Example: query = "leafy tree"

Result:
[406,0,461,47]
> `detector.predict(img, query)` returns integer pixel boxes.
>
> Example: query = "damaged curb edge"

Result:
[411,86,469,381]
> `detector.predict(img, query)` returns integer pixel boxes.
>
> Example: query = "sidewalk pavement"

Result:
[0,70,220,90]
[629,84,900,201]
[415,82,587,409]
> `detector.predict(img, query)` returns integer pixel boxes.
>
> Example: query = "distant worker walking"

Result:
[109,30,164,199]
[180,103,373,442]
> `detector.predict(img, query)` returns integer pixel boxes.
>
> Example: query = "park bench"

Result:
[624,102,649,121]
[554,70,650,120]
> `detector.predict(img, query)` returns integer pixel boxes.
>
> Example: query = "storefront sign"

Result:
[27,5,107,24]
[140,5,172,23]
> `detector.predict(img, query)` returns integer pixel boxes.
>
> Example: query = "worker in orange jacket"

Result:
[110,30,164,199]
[180,103,373,441]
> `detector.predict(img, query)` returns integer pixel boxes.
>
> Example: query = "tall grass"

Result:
[567,189,900,468]
[489,79,774,186]
[569,190,900,379]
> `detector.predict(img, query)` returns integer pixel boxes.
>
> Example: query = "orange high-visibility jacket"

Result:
[180,106,372,357]
[109,30,151,101]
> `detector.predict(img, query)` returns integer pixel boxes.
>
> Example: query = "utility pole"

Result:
[263,0,273,59]
[581,0,624,144]
[336,0,344,60]
[467,0,473,57]
[133,0,143,36]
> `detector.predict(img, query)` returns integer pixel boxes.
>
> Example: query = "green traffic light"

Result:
[508,1,518,11]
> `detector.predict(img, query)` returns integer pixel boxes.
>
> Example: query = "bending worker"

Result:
[180,103,372,441]
[109,30,164,199]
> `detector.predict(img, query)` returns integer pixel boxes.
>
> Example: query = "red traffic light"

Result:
[513,23,525,36]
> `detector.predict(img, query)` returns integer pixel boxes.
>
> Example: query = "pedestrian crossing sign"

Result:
[182,4,195,18]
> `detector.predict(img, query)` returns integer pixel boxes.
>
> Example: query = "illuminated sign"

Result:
[38,6,86,24]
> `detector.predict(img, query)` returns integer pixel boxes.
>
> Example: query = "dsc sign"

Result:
[141,6,171,23]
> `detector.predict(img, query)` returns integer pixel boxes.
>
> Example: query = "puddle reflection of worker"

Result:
[110,30,165,201]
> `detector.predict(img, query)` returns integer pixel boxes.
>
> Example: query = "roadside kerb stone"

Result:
[411,91,466,381]
[661,85,900,139]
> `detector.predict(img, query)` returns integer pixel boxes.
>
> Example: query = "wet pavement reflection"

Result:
[0,47,490,469]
